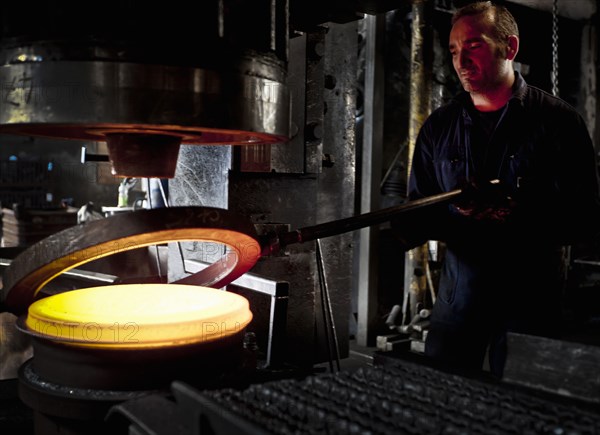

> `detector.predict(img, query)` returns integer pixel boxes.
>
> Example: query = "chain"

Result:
[551,0,559,96]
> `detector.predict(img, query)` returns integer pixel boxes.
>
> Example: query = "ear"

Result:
[506,35,519,61]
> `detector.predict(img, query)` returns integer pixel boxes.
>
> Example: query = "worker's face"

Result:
[449,14,511,94]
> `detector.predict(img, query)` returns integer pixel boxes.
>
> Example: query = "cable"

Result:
[551,0,559,97]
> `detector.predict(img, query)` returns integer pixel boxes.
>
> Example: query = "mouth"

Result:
[459,69,476,79]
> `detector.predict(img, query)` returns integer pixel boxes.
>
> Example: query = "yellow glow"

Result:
[24,284,252,349]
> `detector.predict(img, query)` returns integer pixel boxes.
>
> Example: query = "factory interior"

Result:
[0,0,600,433]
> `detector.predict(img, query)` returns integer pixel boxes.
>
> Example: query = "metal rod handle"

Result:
[277,189,463,247]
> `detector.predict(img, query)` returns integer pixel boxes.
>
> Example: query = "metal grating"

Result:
[202,362,600,434]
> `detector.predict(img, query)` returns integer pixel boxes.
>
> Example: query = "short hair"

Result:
[452,1,519,56]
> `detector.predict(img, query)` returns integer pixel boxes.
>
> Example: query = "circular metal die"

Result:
[20,329,246,391]
[0,59,289,177]
[18,360,152,419]
[104,133,182,178]
[0,60,289,139]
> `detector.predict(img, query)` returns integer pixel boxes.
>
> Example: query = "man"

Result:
[408,1,600,376]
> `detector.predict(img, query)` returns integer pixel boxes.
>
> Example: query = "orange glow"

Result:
[24,284,252,349]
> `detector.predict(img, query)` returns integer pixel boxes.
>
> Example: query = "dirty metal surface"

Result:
[199,359,600,434]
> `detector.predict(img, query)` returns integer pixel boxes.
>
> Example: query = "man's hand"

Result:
[452,179,516,223]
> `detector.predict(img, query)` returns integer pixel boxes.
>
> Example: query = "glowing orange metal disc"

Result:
[21,284,253,349]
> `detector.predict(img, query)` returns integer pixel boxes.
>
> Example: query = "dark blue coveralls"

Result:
[408,72,600,376]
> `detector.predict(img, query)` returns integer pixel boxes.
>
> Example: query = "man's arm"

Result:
[515,109,600,246]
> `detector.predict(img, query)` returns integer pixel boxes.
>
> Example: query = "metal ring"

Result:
[2,207,261,314]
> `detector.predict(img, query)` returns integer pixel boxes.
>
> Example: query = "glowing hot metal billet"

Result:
[19,284,252,349]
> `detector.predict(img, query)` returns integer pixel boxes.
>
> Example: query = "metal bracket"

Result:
[184,259,288,369]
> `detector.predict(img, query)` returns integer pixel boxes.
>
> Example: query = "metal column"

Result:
[403,0,433,325]
[356,13,385,346]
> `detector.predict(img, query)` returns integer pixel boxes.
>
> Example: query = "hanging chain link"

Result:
[551,0,559,96]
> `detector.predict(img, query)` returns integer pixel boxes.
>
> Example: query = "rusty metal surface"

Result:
[2,207,260,314]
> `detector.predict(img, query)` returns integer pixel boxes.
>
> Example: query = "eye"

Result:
[468,42,482,49]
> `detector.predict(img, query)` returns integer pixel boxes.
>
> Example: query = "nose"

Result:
[458,50,471,69]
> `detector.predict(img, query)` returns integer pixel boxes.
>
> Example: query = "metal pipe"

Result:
[0,259,117,284]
